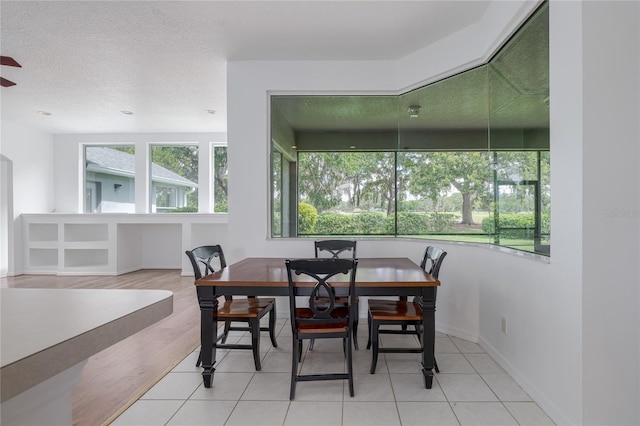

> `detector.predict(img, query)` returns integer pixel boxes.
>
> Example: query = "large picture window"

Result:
[84,145,136,213]
[150,145,198,213]
[212,145,228,213]
[270,2,549,255]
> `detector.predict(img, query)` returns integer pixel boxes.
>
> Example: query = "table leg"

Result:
[420,289,436,389]
[197,287,218,388]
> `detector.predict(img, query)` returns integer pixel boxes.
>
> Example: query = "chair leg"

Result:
[268,308,278,347]
[290,335,298,400]
[298,339,303,362]
[434,356,440,373]
[366,312,372,349]
[309,338,315,350]
[250,319,261,371]
[221,320,232,344]
[347,334,354,397]
[370,319,380,374]
[351,300,359,350]
[399,296,408,331]
[352,317,359,350]
[415,323,423,344]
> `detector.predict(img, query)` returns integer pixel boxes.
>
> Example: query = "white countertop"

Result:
[0,288,173,402]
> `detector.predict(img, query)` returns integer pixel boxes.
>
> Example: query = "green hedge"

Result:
[482,213,550,238]
[393,212,426,234]
[353,212,387,234]
[314,212,388,234]
[298,203,318,234]
[426,213,458,233]
[394,212,458,234]
[315,212,359,234]
[164,206,198,213]
[214,202,228,213]
[312,211,457,235]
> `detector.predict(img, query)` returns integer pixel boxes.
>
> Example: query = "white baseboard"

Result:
[478,336,573,426]
[436,322,479,343]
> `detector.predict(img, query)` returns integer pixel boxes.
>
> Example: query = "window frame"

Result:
[211,143,228,213]
[149,143,199,214]
[83,144,136,214]
[268,2,549,256]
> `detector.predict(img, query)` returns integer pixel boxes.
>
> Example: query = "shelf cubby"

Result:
[28,248,58,269]
[28,223,58,242]
[64,224,108,242]
[64,249,109,268]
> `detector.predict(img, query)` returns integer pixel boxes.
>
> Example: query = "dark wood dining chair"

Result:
[311,239,359,350]
[366,245,447,374]
[285,258,357,400]
[185,245,278,370]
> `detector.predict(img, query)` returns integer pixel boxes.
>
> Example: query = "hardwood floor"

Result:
[1,270,201,426]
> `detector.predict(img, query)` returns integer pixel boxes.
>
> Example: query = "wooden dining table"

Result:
[195,257,440,389]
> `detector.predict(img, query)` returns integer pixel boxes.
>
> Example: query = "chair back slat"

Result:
[185,245,227,280]
[419,246,447,279]
[286,258,357,326]
[314,240,357,259]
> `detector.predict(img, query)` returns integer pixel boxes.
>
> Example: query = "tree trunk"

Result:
[386,182,394,216]
[461,193,475,224]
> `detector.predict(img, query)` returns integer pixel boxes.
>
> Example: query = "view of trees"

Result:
[295,150,550,247]
[271,152,282,236]
[298,151,546,218]
[151,145,199,211]
[401,152,492,225]
[213,146,228,212]
[146,145,228,213]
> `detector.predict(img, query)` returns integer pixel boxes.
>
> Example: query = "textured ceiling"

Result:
[0,0,489,133]
[0,0,496,134]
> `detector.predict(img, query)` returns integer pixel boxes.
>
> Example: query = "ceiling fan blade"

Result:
[0,77,17,87]
[0,56,21,67]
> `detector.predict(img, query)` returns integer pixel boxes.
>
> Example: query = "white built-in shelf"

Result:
[21,214,228,275]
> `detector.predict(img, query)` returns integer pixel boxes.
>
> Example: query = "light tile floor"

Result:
[112,320,555,426]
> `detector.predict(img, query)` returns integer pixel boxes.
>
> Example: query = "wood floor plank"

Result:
[1,269,201,426]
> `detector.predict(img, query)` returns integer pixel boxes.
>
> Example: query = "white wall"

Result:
[1,155,13,277]
[0,121,55,274]
[1,121,55,215]
[580,2,640,425]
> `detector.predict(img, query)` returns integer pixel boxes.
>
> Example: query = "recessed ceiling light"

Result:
[206,109,216,114]
[36,110,51,116]
[121,110,134,115]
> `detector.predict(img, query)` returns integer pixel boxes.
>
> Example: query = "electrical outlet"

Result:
[501,317,507,334]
